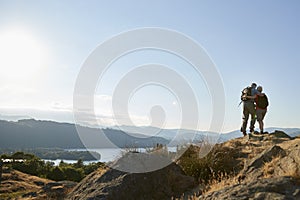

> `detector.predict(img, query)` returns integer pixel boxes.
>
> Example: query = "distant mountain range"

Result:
[218,127,300,142]
[0,119,299,149]
[0,119,168,149]
[112,125,218,145]
[112,125,300,143]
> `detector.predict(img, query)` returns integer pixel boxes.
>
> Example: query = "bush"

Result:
[47,166,65,181]
[62,167,84,182]
[2,152,105,182]
[177,143,244,183]
[12,157,45,176]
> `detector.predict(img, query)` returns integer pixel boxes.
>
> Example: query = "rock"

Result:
[244,145,286,173]
[42,181,76,199]
[22,191,37,197]
[34,180,45,186]
[67,154,196,200]
[273,143,300,177]
[271,130,292,139]
[253,192,286,200]
[51,186,65,195]
[293,189,300,198]
[111,151,173,173]
[43,181,63,191]
[201,176,300,200]
[58,180,78,189]
[236,145,286,183]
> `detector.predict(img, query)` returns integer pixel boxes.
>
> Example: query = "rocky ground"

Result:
[0,168,76,199]
[67,130,300,200]
[67,161,196,200]
[200,131,300,200]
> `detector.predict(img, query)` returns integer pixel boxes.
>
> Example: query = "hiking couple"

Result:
[240,83,269,136]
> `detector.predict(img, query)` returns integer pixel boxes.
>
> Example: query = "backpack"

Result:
[241,87,252,101]
[256,94,269,109]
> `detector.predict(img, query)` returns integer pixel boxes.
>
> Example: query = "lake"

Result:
[44,147,178,165]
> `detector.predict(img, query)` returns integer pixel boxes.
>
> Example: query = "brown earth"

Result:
[0,168,76,200]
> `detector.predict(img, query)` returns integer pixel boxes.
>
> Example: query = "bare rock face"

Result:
[240,145,286,180]
[273,142,300,177]
[202,176,300,200]
[67,153,196,200]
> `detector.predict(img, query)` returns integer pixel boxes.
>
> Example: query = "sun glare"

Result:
[0,29,45,81]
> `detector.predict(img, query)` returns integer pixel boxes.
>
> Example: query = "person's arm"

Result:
[246,92,264,99]
[246,95,256,99]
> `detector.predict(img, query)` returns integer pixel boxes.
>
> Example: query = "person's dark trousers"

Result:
[241,101,256,133]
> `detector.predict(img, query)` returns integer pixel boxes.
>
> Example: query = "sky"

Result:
[0,0,299,133]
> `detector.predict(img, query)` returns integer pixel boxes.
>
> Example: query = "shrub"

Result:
[177,143,244,183]
[47,166,65,181]
[62,167,84,182]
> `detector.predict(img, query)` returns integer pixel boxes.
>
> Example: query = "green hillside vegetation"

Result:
[0,148,101,161]
[1,152,105,182]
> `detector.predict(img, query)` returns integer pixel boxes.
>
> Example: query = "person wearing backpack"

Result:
[247,86,269,134]
[240,83,259,136]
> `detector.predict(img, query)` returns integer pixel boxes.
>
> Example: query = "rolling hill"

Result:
[0,119,168,149]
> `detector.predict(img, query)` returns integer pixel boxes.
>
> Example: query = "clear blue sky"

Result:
[0,0,299,132]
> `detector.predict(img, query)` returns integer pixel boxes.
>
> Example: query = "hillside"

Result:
[0,168,76,199]
[0,119,168,149]
[2,119,299,150]
[198,131,300,199]
[66,131,300,199]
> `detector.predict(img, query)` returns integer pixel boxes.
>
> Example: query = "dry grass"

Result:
[262,156,281,178]
[202,172,239,194]
[262,154,300,180]
[283,168,300,180]
[0,191,28,199]
[0,169,49,193]
[278,137,300,150]
[0,169,76,199]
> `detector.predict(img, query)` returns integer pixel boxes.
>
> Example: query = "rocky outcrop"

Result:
[238,145,286,182]
[201,131,300,200]
[273,141,300,178]
[67,154,196,200]
[202,176,300,200]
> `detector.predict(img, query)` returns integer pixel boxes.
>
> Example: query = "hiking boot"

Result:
[240,128,247,136]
